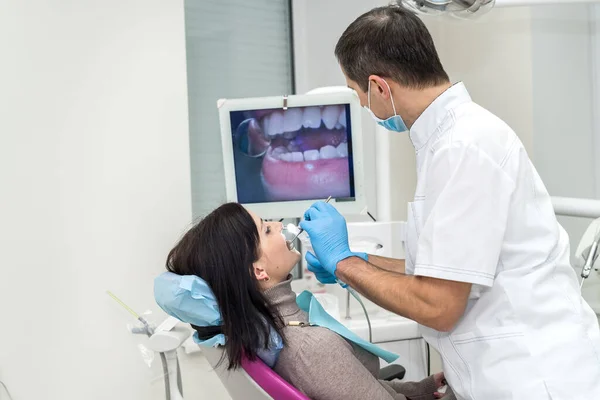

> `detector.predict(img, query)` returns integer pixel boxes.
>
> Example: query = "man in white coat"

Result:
[301,5,600,399]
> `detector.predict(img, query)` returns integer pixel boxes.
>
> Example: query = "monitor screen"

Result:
[229,104,355,204]
[218,91,366,219]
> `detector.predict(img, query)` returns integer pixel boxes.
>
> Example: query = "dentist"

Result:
[301,5,600,400]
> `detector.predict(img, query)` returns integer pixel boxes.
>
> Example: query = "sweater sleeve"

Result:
[383,376,439,400]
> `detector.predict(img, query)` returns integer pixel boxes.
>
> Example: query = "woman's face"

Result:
[247,209,301,286]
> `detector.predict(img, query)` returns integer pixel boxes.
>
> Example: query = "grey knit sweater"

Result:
[264,277,455,400]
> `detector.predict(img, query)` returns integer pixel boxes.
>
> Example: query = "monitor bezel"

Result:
[218,91,366,219]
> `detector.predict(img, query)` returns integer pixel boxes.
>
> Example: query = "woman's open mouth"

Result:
[246,105,351,201]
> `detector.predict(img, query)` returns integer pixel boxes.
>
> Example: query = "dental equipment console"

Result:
[107,291,188,400]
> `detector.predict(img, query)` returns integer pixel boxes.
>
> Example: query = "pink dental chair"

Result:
[203,346,309,400]
[203,346,406,400]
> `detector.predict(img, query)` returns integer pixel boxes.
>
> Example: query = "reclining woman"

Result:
[160,203,453,400]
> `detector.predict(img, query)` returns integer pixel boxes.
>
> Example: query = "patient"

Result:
[165,203,454,400]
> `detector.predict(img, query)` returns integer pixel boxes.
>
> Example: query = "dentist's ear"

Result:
[368,75,391,99]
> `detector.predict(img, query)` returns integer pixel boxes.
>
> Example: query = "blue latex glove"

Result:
[306,252,337,284]
[306,251,367,285]
[300,201,368,279]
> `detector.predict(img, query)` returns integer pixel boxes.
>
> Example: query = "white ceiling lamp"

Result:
[399,0,600,19]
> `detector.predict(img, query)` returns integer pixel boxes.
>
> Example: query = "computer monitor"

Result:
[218,90,366,219]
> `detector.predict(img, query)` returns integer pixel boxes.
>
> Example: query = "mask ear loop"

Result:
[381,79,398,116]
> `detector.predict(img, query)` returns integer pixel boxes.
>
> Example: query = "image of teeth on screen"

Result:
[230,104,355,203]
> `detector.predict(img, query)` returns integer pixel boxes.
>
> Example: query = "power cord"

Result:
[347,286,372,343]
[0,380,13,400]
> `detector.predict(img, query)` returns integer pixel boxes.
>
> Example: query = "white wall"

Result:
[531,4,597,259]
[594,6,600,198]
[425,9,535,154]
[0,1,192,399]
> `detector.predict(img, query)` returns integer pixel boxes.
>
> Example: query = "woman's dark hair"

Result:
[166,202,285,370]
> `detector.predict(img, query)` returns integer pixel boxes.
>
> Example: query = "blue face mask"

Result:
[364,79,408,133]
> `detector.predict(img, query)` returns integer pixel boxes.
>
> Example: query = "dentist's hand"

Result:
[306,251,368,285]
[300,201,367,279]
[306,252,337,284]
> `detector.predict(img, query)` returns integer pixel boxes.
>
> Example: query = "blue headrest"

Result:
[154,271,221,327]
[153,271,283,367]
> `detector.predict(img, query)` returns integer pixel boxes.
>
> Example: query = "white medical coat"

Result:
[404,82,600,399]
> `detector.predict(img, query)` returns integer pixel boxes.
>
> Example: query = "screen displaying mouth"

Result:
[229,104,355,203]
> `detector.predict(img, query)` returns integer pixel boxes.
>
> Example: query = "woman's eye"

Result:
[266,226,271,234]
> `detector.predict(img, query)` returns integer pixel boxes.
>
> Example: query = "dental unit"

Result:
[107,291,188,400]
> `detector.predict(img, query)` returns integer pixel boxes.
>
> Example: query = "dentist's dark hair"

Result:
[166,202,285,370]
[335,4,449,92]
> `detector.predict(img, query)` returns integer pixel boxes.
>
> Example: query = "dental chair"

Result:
[154,272,406,399]
[203,346,406,400]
